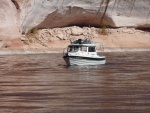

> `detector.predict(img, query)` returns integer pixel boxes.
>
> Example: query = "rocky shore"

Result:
[0,26,150,54]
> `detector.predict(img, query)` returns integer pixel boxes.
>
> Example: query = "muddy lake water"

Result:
[0,52,149,113]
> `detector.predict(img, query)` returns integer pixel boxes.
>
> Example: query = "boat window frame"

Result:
[68,45,89,52]
[88,46,96,52]
[68,45,80,52]
[68,45,96,53]
[80,46,87,52]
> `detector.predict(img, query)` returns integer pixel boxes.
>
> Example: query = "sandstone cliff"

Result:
[0,0,150,39]
[0,0,20,39]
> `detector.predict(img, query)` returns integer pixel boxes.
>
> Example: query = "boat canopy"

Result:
[70,39,92,44]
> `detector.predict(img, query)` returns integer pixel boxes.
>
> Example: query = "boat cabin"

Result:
[68,45,96,52]
[67,44,98,57]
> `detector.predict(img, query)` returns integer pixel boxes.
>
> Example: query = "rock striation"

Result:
[20,0,150,33]
[0,0,150,38]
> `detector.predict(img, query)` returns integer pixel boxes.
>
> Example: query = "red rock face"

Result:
[20,0,150,33]
[0,0,150,38]
[0,0,21,39]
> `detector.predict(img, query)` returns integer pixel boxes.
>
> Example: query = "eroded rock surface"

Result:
[20,0,150,33]
[1,0,150,38]
[0,0,21,38]
[21,26,150,51]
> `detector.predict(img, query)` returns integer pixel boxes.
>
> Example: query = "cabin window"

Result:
[81,46,87,52]
[68,46,79,52]
[88,47,96,52]
[68,46,73,52]
[74,46,79,52]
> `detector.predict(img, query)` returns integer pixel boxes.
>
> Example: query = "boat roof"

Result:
[69,39,103,47]
[68,44,96,47]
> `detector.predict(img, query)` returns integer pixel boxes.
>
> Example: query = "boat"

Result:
[63,39,106,66]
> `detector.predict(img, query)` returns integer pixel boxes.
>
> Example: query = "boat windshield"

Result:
[68,46,88,52]
[88,47,96,52]
[80,46,87,52]
[68,46,79,52]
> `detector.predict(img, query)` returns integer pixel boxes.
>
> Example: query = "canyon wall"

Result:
[0,0,150,38]
[0,0,20,39]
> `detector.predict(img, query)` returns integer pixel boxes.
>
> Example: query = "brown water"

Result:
[0,52,149,113]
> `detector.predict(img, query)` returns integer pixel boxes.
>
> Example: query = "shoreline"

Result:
[1,27,150,55]
[0,48,150,55]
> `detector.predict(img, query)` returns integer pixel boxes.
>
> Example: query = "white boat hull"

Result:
[63,56,106,66]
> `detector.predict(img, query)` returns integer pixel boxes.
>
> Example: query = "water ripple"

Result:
[0,52,149,113]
